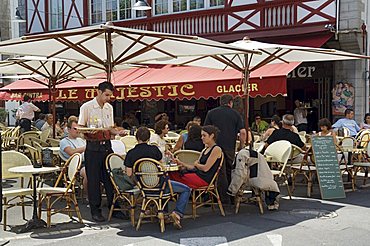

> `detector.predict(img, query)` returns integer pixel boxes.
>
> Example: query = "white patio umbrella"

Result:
[0,23,259,82]
[0,56,133,137]
[138,37,370,141]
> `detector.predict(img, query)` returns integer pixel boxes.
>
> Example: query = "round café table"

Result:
[8,165,60,232]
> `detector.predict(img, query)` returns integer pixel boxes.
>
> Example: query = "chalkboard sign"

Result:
[311,136,345,199]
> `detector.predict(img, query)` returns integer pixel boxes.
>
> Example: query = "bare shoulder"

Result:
[212,146,223,157]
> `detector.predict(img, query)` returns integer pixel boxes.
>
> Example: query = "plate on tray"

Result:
[76,127,107,133]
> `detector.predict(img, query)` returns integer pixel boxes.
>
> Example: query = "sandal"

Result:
[170,212,182,230]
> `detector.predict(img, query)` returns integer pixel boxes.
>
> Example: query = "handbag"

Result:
[42,148,54,167]
[111,168,135,191]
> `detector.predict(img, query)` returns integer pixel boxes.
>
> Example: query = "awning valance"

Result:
[0,63,300,102]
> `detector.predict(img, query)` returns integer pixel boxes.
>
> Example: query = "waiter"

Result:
[16,95,40,133]
[78,81,126,222]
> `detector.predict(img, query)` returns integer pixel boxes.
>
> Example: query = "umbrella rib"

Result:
[216,54,244,72]
[49,31,103,58]
[56,62,70,78]
[113,33,145,65]
[17,62,49,78]
[62,63,92,79]
[250,49,289,71]
[116,31,178,58]
[115,38,176,65]
[51,35,105,65]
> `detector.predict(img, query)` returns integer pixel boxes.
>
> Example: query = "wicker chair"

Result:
[37,153,83,227]
[16,131,40,152]
[39,128,51,142]
[191,153,225,219]
[46,138,60,147]
[120,136,138,151]
[264,140,292,199]
[2,126,21,150]
[134,158,174,233]
[2,151,33,230]
[30,136,50,147]
[106,153,139,226]
[235,187,264,215]
[1,128,12,150]
[173,150,201,164]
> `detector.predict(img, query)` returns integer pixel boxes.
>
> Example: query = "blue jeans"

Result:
[170,180,191,218]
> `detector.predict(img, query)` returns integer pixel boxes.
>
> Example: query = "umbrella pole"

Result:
[243,56,251,145]
[105,29,113,83]
[51,61,57,139]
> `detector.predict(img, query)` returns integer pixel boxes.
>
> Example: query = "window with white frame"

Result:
[119,0,132,19]
[173,0,187,13]
[155,0,169,15]
[91,0,103,24]
[90,0,147,24]
[190,0,204,10]
[49,0,63,30]
[210,0,224,7]
[106,0,118,21]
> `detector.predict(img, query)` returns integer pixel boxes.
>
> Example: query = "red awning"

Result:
[266,33,333,48]
[0,63,300,102]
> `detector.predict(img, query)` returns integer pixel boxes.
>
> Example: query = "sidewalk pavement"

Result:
[1,178,370,246]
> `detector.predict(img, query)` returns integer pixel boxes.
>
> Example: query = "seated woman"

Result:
[184,124,204,152]
[317,118,337,144]
[172,121,196,153]
[261,115,281,142]
[125,126,190,229]
[150,120,171,161]
[171,125,222,189]
[361,113,370,129]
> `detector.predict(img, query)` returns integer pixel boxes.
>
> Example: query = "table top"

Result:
[9,165,60,174]
[162,164,180,172]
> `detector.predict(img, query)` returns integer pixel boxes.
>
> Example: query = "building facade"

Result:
[10,0,370,125]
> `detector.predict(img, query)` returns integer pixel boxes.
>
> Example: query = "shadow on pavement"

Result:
[113,197,344,245]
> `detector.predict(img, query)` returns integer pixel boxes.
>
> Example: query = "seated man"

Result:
[332,108,360,137]
[265,114,306,151]
[227,148,280,210]
[59,118,87,196]
[41,114,63,138]
[125,126,190,229]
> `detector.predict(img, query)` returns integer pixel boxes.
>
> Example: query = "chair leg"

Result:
[192,190,196,219]
[67,198,72,219]
[3,198,7,231]
[234,192,241,214]
[291,170,297,193]
[214,188,225,216]
[353,167,358,189]
[130,195,136,227]
[307,172,312,198]
[21,196,26,220]
[72,195,83,224]
[285,176,292,200]
[158,212,165,233]
[136,198,146,231]
[38,194,43,219]
[363,167,369,186]
[256,196,264,215]
[107,195,117,222]
[46,196,51,228]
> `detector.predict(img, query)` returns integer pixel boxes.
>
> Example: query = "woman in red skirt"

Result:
[170,125,223,188]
